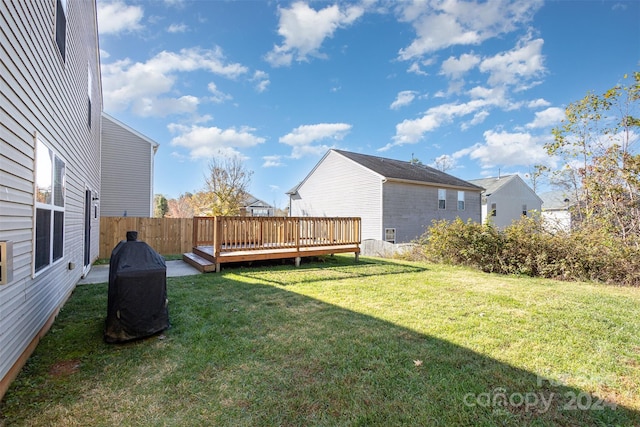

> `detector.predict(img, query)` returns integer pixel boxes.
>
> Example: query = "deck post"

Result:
[295,257,301,267]
[192,216,199,248]
[213,216,220,258]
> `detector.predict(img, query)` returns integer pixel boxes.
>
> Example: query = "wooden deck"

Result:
[183,216,361,272]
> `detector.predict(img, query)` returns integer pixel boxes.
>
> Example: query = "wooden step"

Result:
[182,252,218,273]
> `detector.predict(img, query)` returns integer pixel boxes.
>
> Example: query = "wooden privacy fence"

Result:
[100,217,193,259]
[193,216,361,256]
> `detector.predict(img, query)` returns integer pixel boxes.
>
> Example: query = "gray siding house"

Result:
[243,194,275,217]
[0,0,102,399]
[288,150,483,243]
[468,175,543,228]
[101,113,159,217]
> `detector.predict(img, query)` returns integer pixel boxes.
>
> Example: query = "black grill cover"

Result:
[104,231,169,343]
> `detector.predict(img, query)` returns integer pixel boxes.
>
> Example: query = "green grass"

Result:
[1,256,639,426]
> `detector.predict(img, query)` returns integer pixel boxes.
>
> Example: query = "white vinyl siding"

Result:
[100,114,157,217]
[0,0,102,395]
[477,176,543,228]
[289,150,381,241]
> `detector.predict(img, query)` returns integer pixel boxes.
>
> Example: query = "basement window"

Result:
[384,228,396,244]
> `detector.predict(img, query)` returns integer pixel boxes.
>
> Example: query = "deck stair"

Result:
[182,251,217,273]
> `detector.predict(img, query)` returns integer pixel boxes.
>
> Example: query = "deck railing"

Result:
[193,216,361,257]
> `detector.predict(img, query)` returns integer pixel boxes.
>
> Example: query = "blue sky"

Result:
[97,0,640,208]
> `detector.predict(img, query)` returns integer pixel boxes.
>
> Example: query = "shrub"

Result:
[416,216,640,286]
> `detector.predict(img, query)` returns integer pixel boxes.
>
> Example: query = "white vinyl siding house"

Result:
[289,150,382,241]
[100,113,159,217]
[0,0,102,399]
[288,150,482,243]
[539,190,577,232]
[468,175,543,229]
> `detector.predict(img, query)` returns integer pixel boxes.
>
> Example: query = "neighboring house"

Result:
[287,149,483,243]
[0,0,102,399]
[468,175,542,228]
[101,113,159,217]
[539,190,577,232]
[243,194,275,217]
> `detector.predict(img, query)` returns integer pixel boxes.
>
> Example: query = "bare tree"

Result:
[431,154,455,172]
[198,156,253,216]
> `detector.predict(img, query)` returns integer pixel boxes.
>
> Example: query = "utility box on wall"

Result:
[0,241,14,285]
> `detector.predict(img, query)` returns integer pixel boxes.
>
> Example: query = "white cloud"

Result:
[133,95,199,117]
[390,98,494,147]
[440,53,480,79]
[207,82,232,104]
[252,70,271,93]
[461,110,490,130]
[526,107,565,129]
[262,155,284,167]
[390,91,418,110]
[280,123,351,158]
[102,47,248,115]
[168,123,265,159]
[97,1,144,35]
[265,1,365,67]
[479,36,546,88]
[168,23,188,33]
[528,98,551,108]
[454,129,549,168]
[397,0,543,60]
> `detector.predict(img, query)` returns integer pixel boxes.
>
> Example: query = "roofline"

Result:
[385,177,484,191]
[102,112,160,151]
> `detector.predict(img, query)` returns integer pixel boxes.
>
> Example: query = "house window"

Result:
[457,191,465,210]
[384,228,396,244]
[35,139,65,273]
[55,0,67,62]
[438,189,446,209]
[491,203,497,217]
[522,204,528,216]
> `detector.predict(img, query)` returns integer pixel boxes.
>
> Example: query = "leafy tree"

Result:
[166,193,195,218]
[547,72,640,242]
[195,156,253,216]
[154,194,168,218]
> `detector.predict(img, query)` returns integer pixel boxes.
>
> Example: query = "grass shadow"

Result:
[1,259,638,426]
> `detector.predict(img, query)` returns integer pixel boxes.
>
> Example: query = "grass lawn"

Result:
[1,256,639,426]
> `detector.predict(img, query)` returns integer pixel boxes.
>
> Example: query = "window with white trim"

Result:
[457,191,465,210]
[35,139,65,273]
[384,228,396,244]
[87,63,92,128]
[55,0,67,62]
[438,189,446,209]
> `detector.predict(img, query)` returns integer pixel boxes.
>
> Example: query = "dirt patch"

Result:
[49,359,81,377]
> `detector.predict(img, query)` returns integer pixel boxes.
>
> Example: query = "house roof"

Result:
[468,175,519,196]
[539,190,576,211]
[102,112,159,153]
[243,193,272,208]
[332,149,483,190]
